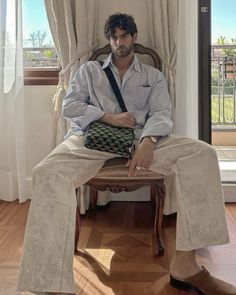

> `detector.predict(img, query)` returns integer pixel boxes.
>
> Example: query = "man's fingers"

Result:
[125,159,131,167]
[128,159,145,177]
[124,118,135,128]
[116,119,134,128]
[128,159,137,177]
[129,159,151,176]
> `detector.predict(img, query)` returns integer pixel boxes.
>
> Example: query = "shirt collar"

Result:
[102,53,141,73]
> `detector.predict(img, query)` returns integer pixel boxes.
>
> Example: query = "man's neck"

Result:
[112,52,134,71]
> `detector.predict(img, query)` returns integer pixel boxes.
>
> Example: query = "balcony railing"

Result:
[23,47,60,68]
[211,45,236,127]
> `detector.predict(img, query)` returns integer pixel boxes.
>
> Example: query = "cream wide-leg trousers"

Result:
[17,134,229,294]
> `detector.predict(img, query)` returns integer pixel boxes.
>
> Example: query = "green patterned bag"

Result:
[84,121,134,157]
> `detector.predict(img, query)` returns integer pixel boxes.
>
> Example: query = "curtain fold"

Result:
[147,0,198,138]
[0,0,27,202]
[45,0,111,213]
[175,0,198,138]
[147,0,178,113]
[44,0,99,145]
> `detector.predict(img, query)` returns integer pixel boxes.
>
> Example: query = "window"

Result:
[22,0,60,85]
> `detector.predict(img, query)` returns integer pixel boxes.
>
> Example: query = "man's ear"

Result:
[133,33,138,42]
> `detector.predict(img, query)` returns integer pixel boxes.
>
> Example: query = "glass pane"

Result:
[22,0,59,68]
[211,0,236,183]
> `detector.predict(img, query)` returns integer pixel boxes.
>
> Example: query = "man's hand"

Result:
[126,138,155,177]
[99,112,136,128]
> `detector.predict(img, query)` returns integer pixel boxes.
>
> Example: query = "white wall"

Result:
[24,85,57,194]
[97,0,149,46]
[0,85,57,201]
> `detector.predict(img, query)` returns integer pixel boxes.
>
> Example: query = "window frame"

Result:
[23,0,59,85]
[198,0,211,143]
[24,67,60,85]
[23,46,60,85]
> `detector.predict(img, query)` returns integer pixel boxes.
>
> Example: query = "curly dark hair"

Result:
[104,13,138,39]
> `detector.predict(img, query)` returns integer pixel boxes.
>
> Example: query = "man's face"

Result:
[109,27,137,58]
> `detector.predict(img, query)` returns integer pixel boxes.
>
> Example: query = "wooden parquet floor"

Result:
[0,200,236,295]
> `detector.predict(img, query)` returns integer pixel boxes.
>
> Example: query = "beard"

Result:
[112,43,134,58]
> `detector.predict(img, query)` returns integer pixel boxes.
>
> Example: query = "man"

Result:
[18,13,236,295]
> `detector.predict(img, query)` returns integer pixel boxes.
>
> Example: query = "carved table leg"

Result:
[153,183,165,256]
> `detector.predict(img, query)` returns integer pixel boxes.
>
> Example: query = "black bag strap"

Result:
[99,61,127,112]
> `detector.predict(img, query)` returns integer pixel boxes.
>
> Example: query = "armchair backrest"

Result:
[89,43,161,70]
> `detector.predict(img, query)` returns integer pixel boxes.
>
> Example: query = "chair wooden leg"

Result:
[74,206,80,254]
[150,186,156,210]
[152,183,165,256]
[90,186,98,213]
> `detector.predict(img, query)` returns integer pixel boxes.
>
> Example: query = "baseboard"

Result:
[111,184,236,203]
[3,177,235,203]
[223,183,236,202]
[0,170,17,201]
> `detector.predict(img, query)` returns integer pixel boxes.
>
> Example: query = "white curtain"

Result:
[147,0,178,110]
[175,0,198,138]
[147,0,198,138]
[0,0,27,202]
[44,0,99,145]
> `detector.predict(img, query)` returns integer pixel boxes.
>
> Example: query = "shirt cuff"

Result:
[140,135,161,143]
[80,106,105,130]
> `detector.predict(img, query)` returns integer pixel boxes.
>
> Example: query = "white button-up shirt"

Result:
[62,54,173,140]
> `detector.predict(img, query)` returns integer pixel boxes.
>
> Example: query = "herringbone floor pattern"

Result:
[0,200,236,295]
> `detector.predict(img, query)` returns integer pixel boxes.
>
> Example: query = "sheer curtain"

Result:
[147,0,198,138]
[147,0,178,110]
[175,0,198,138]
[0,0,27,202]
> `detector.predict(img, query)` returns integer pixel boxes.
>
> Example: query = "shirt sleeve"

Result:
[62,63,105,131]
[140,71,173,140]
